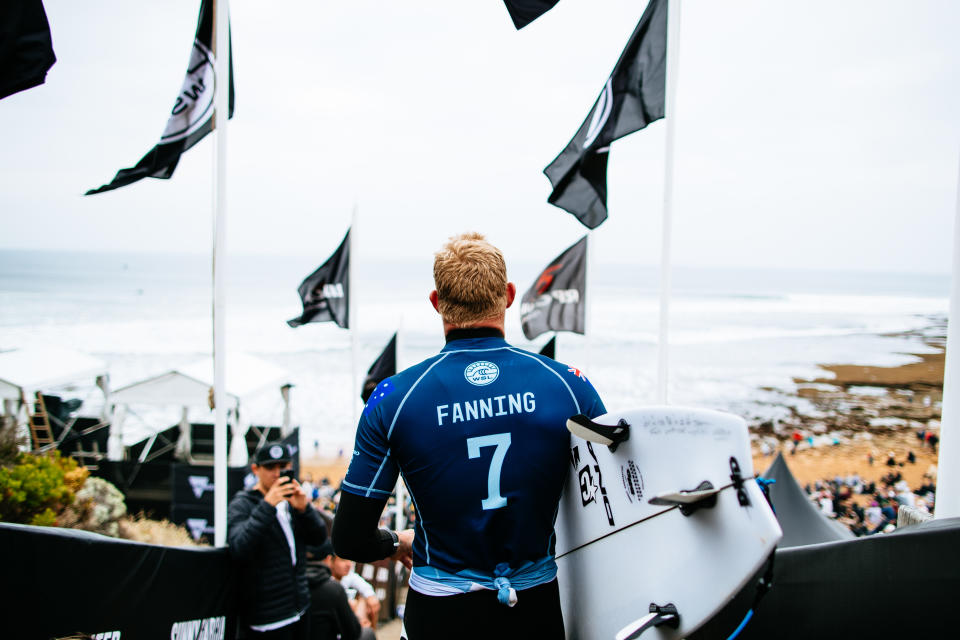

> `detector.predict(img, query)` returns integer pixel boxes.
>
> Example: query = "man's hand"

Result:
[287,479,310,512]
[263,477,297,507]
[390,528,415,569]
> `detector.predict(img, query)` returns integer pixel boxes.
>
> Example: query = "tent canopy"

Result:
[0,346,108,401]
[761,452,854,548]
[111,353,289,408]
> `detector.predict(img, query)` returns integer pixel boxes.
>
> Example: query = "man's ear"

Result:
[505,282,517,309]
[429,290,440,313]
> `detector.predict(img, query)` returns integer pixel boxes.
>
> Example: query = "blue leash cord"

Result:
[725,609,754,640]
[723,476,775,640]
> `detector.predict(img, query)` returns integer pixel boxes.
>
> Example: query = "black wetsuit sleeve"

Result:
[333,491,397,562]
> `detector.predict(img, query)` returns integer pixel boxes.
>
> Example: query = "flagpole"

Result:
[585,232,594,375]
[350,206,360,428]
[394,323,405,530]
[656,0,682,405]
[212,0,230,548]
[935,148,960,519]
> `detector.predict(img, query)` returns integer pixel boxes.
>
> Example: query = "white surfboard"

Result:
[556,407,782,640]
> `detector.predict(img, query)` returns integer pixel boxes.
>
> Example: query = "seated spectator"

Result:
[321,547,381,630]
[306,542,376,640]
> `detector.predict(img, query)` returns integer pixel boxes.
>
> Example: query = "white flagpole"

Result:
[935,149,960,519]
[393,323,405,530]
[656,0,682,405]
[350,207,360,428]
[585,232,594,374]
[212,0,230,547]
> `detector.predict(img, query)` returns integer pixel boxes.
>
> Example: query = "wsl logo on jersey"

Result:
[464,361,499,386]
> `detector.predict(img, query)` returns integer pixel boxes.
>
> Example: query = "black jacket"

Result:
[306,563,362,640]
[227,488,327,627]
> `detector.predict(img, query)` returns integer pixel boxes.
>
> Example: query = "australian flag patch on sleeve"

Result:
[363,379,395,415]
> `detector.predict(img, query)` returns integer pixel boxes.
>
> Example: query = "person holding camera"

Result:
[228,442,328,639]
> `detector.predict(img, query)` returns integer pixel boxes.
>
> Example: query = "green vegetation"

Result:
[0,449,88,526]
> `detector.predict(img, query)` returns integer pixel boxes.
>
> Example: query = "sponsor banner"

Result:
[0,522,238,639]
[172,463,248,507]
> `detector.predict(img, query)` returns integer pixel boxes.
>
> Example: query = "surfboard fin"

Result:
[566,414,630,452]
[615,603,680,640]
[648,480,719,515]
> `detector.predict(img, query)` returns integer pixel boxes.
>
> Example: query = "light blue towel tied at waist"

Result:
[408,557,557,607]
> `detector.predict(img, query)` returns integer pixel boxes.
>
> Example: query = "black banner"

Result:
[362,333,397,402]
[0,0,56,100]
[86,0,235,195]
[0,522,238,639]
[288,230,350,329]
[520,236,587,340]
[544,0,667,228]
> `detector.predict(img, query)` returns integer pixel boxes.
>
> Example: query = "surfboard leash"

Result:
[725,476,778,640]
[555,477,746,560]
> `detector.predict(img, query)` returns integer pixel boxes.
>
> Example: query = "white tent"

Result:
[0,346,108,401]
[108,353,291,466]
[0,347,109,440]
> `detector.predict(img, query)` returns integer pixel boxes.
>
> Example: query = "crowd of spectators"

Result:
[802,449,937,537]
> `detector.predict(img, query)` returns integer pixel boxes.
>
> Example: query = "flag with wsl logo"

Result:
[287,229,350,328]
[543,0,666,229]
[85,0,235,195]
[520,235,587,340]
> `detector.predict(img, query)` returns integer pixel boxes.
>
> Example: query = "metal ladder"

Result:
[30,391,55,451]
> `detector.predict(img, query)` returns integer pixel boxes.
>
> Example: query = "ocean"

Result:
[0,249,949,455]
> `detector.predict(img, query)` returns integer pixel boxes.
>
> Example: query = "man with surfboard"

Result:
[333,232,606,639]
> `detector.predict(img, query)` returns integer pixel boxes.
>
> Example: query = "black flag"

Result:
[86,0,235,195]
[520,236,587,340]
[503,1,561,29]
[544,0,667,229]
[539,336,556,360]
[0,0,56,101]
[361,333,397,403]
[287,229,350,329]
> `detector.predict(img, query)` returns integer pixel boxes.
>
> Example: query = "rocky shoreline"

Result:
[748,319,945,491]
[751,321,944,439]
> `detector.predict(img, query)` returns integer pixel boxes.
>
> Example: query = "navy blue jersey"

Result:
[343,335,605,578]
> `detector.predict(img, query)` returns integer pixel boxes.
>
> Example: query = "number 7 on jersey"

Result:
[467,432,511,510]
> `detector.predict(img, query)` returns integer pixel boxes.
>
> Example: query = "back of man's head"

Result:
[433,232,508,327]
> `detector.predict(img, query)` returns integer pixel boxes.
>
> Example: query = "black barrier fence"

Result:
[0,522,238,640]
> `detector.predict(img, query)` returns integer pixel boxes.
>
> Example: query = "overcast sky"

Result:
[2,0,959,275]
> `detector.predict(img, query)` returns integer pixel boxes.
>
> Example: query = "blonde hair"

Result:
[433,232,508,326]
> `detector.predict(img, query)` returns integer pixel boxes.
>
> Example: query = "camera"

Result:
[280,469,296,482]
